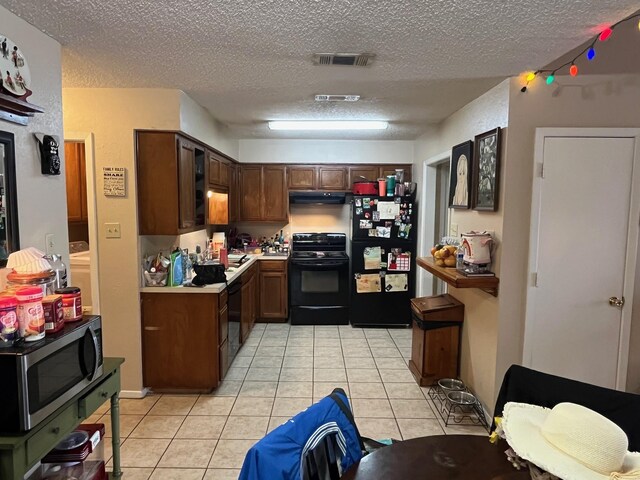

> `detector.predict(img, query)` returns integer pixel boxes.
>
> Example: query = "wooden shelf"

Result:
[0,92,44,125]
[417,257,499,297]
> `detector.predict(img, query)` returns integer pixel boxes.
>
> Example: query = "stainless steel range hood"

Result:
[289,191,346,205]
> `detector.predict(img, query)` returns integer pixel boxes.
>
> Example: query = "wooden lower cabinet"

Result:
[258,260,288,322]
[141,292,223,392]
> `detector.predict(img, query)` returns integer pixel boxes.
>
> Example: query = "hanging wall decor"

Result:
[0,34,43,125]
[449,140,473,209]
[472,128,501,212]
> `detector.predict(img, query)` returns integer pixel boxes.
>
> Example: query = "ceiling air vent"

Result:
[315,94,361,102]
[312,53,375,67]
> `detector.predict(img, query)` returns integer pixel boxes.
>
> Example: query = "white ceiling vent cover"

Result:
[315,95,361,102]
[312,53,375,67]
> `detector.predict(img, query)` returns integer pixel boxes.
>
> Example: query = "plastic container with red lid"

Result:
[16,286,45,342]
[0,295,19,347]
[55,286,83,322]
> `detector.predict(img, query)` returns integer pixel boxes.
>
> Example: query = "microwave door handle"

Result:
[89,327,100,381]
[80,328,100,381]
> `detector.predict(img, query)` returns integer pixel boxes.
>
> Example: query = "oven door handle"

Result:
[291,260,349,269]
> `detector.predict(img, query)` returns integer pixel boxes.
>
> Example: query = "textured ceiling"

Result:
[2,1,638,139]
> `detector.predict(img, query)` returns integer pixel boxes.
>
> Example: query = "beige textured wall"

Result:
[412,80,510,409]
[0,5,69,265]
[63,88,239,393]
[503,74,640,398]
[239,139,414,164]
[63,88,182,393]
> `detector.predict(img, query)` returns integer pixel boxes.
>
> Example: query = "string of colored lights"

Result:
[520,12,640,92]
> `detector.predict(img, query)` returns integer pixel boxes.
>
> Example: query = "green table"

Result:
[0,357,125,480]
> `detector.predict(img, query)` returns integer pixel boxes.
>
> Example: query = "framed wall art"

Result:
[472,128,502,211]
[448,140,473,209]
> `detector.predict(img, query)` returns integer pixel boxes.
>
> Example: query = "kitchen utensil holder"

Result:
[428,381,489,431]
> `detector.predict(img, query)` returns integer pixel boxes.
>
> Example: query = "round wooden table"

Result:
[341,435,529,479]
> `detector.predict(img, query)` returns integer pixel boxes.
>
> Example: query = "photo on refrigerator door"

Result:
[385,273,408,292]
[355,273,381,293]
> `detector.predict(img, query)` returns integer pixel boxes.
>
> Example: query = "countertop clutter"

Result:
[140,253,288,294]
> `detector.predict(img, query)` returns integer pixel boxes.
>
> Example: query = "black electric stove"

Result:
[289,233,350,325]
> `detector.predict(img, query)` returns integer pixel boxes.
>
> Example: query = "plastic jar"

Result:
[16,287,45,342]
[0,296,19,347]
[55,287,83,322]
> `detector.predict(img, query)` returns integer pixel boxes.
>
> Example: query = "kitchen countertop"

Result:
[139,253,288,294]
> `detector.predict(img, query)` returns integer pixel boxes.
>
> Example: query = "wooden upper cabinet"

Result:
[208,151,230,187]
[380,165,412,182]
[240,165,263,221]
[262,166,288,221]
[318,166,348,191]
[178,138,197,230]
[219,159,230,187]
[288,165,317,190]
[229,163,238,223]
[349,166,380,184]
[64,142,88,223]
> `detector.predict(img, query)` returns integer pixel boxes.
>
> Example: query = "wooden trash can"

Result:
[408,294,464,386]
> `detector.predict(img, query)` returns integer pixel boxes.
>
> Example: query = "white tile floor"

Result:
[92,323,486,479]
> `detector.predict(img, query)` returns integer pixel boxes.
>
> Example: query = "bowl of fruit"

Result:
[431,244,458,268]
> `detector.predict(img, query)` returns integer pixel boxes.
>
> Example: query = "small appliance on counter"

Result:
[191,263,227,286]
[0,316,103,433]
[459,231,494,274]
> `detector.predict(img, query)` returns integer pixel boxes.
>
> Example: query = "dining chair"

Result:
[492,365,640,450]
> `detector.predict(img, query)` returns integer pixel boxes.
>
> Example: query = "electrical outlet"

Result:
[104,222,121,239]
[449,223,459,237]
[45,234,55,254]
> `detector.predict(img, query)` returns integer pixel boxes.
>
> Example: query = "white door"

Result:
[525,131,640,389]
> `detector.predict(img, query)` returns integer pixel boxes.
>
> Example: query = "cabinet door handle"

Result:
[144,326,161,331]
[100,391,109,398]
[51,426,60,434]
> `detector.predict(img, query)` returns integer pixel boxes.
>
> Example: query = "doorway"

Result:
[417,151,451,297]
[433,162,450,295]
[524,128,640,390]
[64,134,101,315]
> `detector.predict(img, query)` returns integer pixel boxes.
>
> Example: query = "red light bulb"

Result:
[569,64,578,77]
[599,27,613,41]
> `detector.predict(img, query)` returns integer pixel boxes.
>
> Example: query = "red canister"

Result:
[0,296,19,346]
[55,287,83,322]
[16,287,45,342]
[43,295,65,333]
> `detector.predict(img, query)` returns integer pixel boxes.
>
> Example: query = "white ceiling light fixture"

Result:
[268,120,388,131]
[315,94,361,102]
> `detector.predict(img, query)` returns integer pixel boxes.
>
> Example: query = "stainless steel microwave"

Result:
[0,316,103,432]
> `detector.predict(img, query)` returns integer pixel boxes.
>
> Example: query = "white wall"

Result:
[412,80,510,409]
[179,92,239,159]
[504,74,640,398]
[239,139,414,164]
[0,5,69,265]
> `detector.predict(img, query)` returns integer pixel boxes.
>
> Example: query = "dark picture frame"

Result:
[472,128,502,211]
[0,130,19,267]
[448,140,473,209]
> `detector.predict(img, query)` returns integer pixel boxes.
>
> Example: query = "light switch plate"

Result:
[104,222,121,238]
[45,233,55,255]
[449,223,459,237]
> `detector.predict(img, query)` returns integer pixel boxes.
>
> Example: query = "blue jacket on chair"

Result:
[239,388,363,480]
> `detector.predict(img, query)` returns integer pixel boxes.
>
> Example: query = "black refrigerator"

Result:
[350,194,417,327]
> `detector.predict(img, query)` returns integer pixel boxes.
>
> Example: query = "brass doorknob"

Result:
[609,297,625,308]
